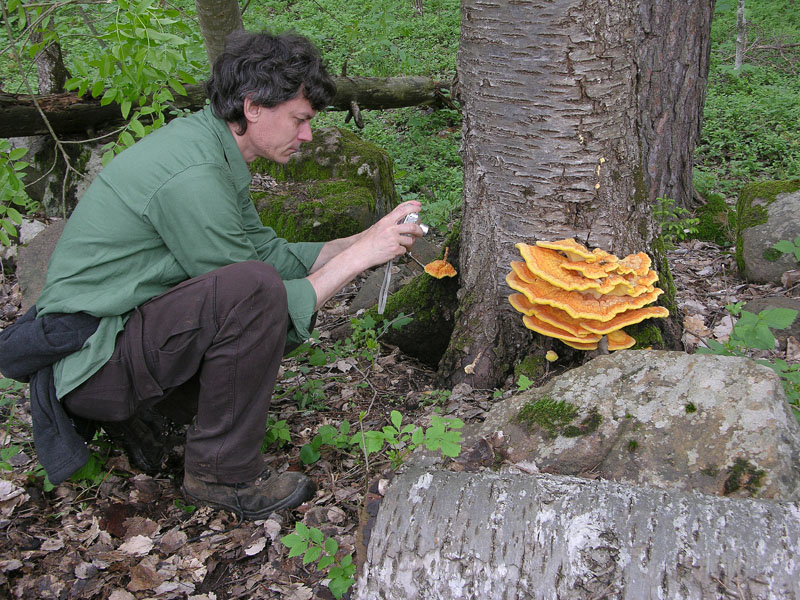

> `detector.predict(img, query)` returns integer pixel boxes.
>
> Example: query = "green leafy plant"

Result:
[516,374,535,392]
[345,313,413,363]
[653,197,700,248]
[262,417,291,451]
[300,410,464,468]
[281,522,355,599]
[698,303,800,414]
[299,421,353,465]
[64,0,203,164]
[174,498,196,514]
[68,451,109,489]
[0,445,21,473]
[349,409,464,468]
[0,142,39,246]
[773,236,800,263]
[292,376,325,410]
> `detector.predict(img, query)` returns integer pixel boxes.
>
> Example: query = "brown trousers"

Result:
[62,261,288,484]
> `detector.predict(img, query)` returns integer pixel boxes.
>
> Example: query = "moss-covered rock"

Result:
[695,192,735,246]
[735,179,800,283]
[367,224,461,367]
[251,127,399,242]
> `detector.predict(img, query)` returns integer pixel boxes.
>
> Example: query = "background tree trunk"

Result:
[735,0,747,70]
[31,38,68,94]
[439,0,713,388]
[194,0,243,66]
[25,0,69,94]
[354,467,800,599]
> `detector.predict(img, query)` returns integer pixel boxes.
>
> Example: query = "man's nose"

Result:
[298,122,313,142]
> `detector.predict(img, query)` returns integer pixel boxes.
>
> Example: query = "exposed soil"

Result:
[0,237,798,600]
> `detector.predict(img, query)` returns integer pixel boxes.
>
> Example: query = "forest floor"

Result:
[0,235,798,600]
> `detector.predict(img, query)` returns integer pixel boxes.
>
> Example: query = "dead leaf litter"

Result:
[0,238,798,598]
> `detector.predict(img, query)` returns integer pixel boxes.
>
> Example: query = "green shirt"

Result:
[37,106,323,397]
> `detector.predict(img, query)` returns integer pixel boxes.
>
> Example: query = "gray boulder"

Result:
[355,350,800,598]
[449,350,800,500]
[737,181,800,284]
[16,219,65,312]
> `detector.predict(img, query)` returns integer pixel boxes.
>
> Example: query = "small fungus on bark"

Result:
[424,246,457,278]
[506,238,669,351]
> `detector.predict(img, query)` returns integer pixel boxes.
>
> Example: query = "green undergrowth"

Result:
[696,0,800,199]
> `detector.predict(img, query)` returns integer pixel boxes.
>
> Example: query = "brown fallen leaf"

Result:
[126,557,163,592]
[118,534,154,556]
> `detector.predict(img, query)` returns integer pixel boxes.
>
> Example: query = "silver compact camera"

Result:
[401,212,429,235]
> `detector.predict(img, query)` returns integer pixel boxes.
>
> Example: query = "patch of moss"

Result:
[700,466,719,477]
[373,222,461,368]
[515,396,577,438]
[514,354,547,383]
[627,236,679,351]
[255,178,378,242]
[685,402,697,414]
[695,192,735,246]
[626,439,638,452]
[763,246,784,262]
[626,320,665,350]
[723,457,766,496]
[562,407,602,437]
[735,179,800,274]
[252,127,399,214]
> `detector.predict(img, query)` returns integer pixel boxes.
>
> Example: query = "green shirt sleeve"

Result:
[143,164,322,342]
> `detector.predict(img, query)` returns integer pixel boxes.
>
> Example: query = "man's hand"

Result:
[350,200,425,269]
[306,200,424,310]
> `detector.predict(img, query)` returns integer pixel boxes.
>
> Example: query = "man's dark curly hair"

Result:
[206,31,336,135]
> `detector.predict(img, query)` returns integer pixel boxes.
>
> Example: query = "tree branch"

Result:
[0,75,455,138]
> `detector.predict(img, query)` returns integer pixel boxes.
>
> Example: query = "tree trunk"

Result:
[735,0,747,71]
[194,0,243,67]
[439,0,713,388]
[30,34,68,94]
[354,467,800,599]
[0,77,452,138]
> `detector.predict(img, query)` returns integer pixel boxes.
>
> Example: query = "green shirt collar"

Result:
[202,105,251,193]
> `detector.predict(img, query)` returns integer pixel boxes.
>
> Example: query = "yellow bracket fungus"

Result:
[507,238,669,351]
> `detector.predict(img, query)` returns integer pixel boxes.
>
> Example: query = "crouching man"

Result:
[2,31,423,519]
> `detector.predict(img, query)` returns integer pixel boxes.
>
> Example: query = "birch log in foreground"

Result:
[354,467,800,599]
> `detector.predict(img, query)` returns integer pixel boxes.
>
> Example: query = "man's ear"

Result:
[242,97,261,123]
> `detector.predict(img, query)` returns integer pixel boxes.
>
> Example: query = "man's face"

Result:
[236,94,317,164]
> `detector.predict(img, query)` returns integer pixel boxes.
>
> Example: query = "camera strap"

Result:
[377,258,393,314]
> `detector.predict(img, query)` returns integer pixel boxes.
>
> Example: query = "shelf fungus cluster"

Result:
[506,238,669,351]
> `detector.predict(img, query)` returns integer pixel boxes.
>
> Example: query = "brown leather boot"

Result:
[183,468,315,519]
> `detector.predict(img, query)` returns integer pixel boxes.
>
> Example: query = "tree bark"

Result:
[735,0,747,70]
[30,32,69,94]
[0,76,452,138]
[439,0,713,387]
[354,467,800,599]
[194,0,243,67]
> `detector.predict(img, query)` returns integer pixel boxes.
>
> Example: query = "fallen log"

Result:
[0,76,454,138]
[354,466,800,599]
